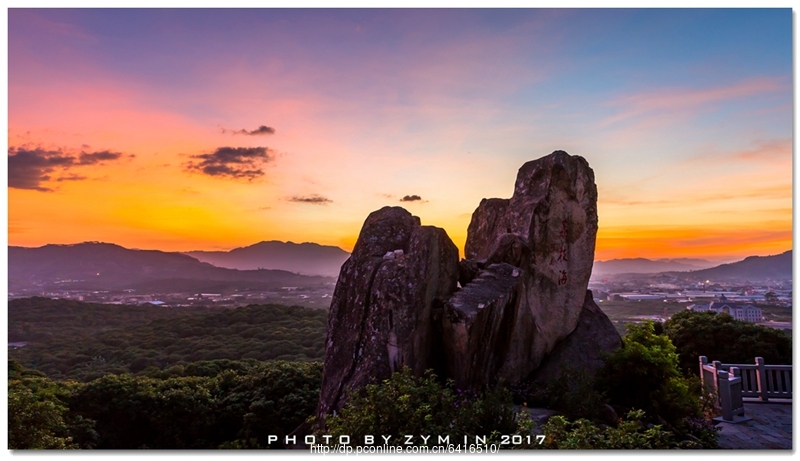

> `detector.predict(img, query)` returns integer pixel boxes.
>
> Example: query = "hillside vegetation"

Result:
[9,299,791,450]
[10,299,328,381]
[9,297,225,342]
[9,359,321,449]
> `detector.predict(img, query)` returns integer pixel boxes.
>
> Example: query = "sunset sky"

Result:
[7,8,793,262]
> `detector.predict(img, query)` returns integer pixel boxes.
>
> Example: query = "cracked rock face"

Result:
[316,206,459,421]
[443,263,525,388]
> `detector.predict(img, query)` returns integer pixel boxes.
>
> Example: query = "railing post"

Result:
[729,367,745,418]
[755,357,769,402]
[713,360,722,404]
[699,356,708,388]
[718,370,732,421]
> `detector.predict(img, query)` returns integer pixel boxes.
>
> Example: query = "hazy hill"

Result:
[593,257,714,276]
[680,250,792,281]
[9,242,334,292]
[184,240,350,277]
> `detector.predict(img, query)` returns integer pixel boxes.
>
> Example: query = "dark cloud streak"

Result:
[400,195,423,202]
[8,146,125,192]
[288,194,332,205]
[185,146,274,180]
[78,150,124,165]
[55,174,88,182]
[223,125,276,136]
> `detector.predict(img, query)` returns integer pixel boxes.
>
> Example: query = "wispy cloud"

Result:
[288,194,332,205]
[400,194,423,202]
[602,183,790,207]
[185,146,274,180]
[678,138,792,167]
[729,138,791,163]
[8,146,125,192]
[55,174,88,182]
[600,77,788,128]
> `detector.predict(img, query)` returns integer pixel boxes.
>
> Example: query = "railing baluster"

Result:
[768,368,776,395]
[786,370,792,398]
[782,370,789,395]
[743,369,751,392]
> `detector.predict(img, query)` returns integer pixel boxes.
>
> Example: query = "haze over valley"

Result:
[8,239,791,312]
[9,241,337,309]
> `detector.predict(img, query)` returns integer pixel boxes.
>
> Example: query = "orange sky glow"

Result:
[7,9,793,264]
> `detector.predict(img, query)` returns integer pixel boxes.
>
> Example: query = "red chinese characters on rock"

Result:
[557,246,568,263]
[553,219,569,286]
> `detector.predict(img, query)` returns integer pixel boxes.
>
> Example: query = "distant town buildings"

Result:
[8,282,338,310]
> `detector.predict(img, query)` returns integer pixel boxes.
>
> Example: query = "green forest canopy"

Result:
[10,299,328,381]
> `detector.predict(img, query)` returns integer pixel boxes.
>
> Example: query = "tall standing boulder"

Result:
[444,151,599,387]
[316,206,460,421]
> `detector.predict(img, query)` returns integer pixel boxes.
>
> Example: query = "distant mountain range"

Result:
[592,258,716,276]
[592,251,792,281]
[9,242,334,293]
[185,241,350,277]
[677,250,792,281]
[10,241,790,294]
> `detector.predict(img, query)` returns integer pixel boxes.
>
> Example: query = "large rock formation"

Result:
[316,207,459,420]
[444,151,599,387]
[316,151,615,421]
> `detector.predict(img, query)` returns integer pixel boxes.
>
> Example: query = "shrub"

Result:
[323,368,525,445]
[597,322,700,425]
[537,410,676,449]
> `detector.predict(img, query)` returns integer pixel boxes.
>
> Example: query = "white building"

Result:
[687,297,763,323]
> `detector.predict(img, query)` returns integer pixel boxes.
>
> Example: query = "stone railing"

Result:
[699,356,792,423]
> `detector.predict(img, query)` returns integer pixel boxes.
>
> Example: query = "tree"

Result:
[8,378,77,449]
[664,310,791,374]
